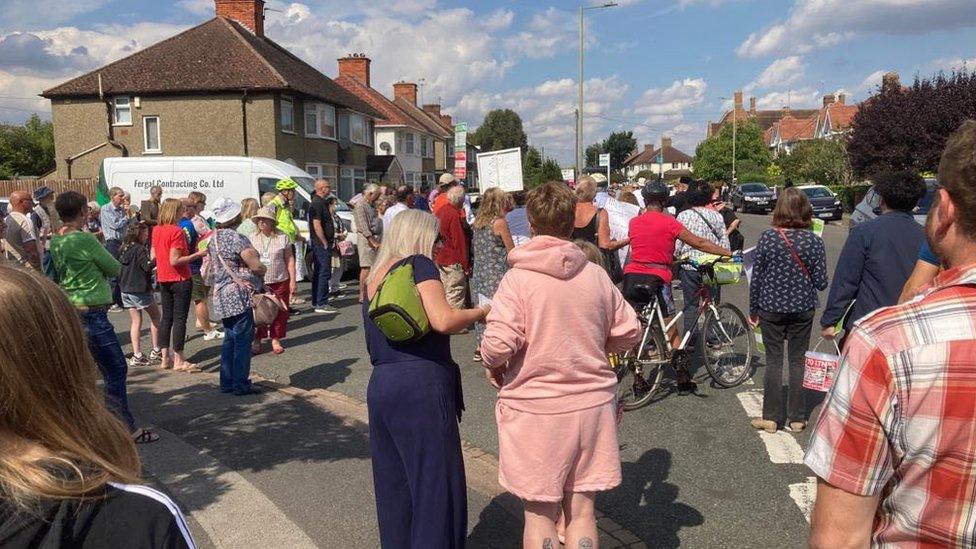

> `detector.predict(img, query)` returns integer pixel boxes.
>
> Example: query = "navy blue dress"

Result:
[363,255,467,549]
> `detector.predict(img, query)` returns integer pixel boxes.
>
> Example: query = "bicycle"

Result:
[613,255,754,411]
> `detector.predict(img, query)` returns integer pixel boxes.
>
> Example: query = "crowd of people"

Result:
[2,119,976,548]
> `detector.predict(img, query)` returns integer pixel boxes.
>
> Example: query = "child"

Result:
[480,182,641,548]
[119,222,162,366]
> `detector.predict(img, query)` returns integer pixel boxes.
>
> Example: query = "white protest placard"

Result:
[476,147,523,193]
[604,197,641,265]
[506,207,531,247]
[561,168,575,184]
[742,246,757,285]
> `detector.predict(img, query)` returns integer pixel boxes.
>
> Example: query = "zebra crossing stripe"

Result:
[789,477,817,523]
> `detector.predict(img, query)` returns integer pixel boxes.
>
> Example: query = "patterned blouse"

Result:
[471,225,509,299]
[749,228,828,315]
[249,231,290,285]
[675,207,730,263]
[209,229,259,319]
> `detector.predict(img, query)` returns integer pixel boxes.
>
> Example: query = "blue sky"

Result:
[1,0,975,164]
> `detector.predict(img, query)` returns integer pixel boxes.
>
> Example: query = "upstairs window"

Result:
[350,113,366,145]
[143,116,160,153]
[420,135,429,157]
[304,102,336,139]
[280,98,294,133]
[113,96,131,125]
[404,133,416,155]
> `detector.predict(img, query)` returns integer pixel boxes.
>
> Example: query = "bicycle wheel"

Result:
[615,324,668,411]
[700,302,753,387]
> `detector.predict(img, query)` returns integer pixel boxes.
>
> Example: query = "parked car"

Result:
[730,182,776,214]
[798,185,844,221]
[849,178,939,229]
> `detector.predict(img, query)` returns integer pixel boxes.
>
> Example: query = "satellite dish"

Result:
[380,142,392,154]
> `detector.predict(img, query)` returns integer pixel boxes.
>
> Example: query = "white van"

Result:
[99,156,355,247]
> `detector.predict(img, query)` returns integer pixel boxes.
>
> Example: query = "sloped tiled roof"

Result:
[334,75,424,131]
[824,103,859,132]
[776,115,818,142]
[625,144,693,167]
[393,97,452,139]
[42,18,382,119]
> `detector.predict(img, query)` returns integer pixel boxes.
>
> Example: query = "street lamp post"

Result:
[577,2,617,177]
[720,96,738,184]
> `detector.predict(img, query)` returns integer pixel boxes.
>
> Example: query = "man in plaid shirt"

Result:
[806,120,976,547]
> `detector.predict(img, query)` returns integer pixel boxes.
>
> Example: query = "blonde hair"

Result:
[575,176,597,202]
[618,191,639,207]
[260,192,277,207]
[574,239,605,268]
[473,187,511,230]
[157,198,183,225]
[240,197,259,220]
[0,266,140,511]
[367,209,439,284]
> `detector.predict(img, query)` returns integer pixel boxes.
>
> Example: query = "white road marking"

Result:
[758,431,806,463]
[736,389,764,418]
[789,477,818,523]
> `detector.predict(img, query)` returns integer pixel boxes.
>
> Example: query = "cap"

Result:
[211,197,242,224]
[252,206,277,223]
[32,186,54,201]
[438,173,456,187]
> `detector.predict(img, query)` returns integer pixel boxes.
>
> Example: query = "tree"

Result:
[0,114,55,179]
[693,121,771,182]
[602,131,637,172]
[634,169,657,181]
[776,139,852,186]
[521,146,565,189]
[847,69,976,178]
[469,109,528,152]
[585,143,603,168]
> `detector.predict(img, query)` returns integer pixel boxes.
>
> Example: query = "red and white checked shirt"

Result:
[805,264,976,547]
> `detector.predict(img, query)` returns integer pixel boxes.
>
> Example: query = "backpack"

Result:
[368,256,431,343]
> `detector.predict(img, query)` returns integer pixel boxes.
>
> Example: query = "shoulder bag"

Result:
[212,230,284,327]
[368,255,431,343]
[690,208,724,242]
[775,229,811,279]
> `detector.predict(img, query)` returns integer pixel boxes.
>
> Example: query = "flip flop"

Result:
[174,363,202,373]
[272,346,285,355]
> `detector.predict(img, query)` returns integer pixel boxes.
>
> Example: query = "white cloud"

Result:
[754,87,822,110]
[856,70,889,95]
[737,0,976,58]
[484,9,516,32]
[932,57,976,71]
[634,78,708,124]
[0,0,108,31]
[177,0,213,17]
[747,56,805,91]
[503,7,581,60]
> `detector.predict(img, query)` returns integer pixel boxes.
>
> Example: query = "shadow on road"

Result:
[289,357,357,390]
[467,493,523,549]
[597,448,704,547]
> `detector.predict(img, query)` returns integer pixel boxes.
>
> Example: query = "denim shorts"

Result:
[121,292,154,310]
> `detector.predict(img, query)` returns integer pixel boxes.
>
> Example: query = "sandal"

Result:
[750,418,778,433]
[133,428,160,444]
[160,360,174,370]
[272,345,285,355]
[174,363,202,373]
[789,421,807,433]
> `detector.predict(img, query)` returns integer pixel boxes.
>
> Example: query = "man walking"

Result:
[434,185,470,309]
[432,173,457,214]
[353,184,382,302]
[30,185,61,279]
[180,198,222,340]
[308,178,338,314]
[3,190,42,270]
[820,171,926,344]
[806,120,976,548]
[140,185,163,230]
[100,186,130,310]
[381,185,412,231]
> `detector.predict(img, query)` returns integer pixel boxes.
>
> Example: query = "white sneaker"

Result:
[203,329,224,340]
[338,283,348,290]
[314,306,339,314]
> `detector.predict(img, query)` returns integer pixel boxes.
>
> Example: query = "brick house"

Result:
[41,0,382,200]
[622,137,693,179]
[333,55,453,190]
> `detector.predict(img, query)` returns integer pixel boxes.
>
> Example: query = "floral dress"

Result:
[471,225,509,302]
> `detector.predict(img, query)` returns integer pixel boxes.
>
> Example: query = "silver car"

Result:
[849,178,938,229]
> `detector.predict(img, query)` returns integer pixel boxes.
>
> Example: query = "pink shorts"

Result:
[495,400,622,502]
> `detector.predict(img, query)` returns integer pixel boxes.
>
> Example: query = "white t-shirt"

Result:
[381,202,409,235]
[3,211,40,266]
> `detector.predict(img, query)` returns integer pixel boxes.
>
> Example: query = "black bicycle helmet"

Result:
[641,181,670,205]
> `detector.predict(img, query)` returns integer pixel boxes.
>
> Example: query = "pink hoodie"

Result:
[480,236,642,414]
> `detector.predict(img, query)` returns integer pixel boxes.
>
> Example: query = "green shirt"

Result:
[51,231,120,306]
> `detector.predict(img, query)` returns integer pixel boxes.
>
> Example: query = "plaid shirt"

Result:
[805,264,976,547]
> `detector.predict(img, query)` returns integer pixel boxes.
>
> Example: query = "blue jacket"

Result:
[821,211,924,330]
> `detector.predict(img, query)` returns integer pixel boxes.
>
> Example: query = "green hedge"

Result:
[827,183,872,213]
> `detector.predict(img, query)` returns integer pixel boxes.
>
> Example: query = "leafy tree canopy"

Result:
[522,146,566,189]
[0,114,55,179]
[693,121,771,183]
[469,109,528,152]
[776,139,852,187]
[584,131,637,170]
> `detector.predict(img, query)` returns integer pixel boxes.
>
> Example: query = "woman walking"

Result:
[748,187,828,433]
[327,196,348,296]
[480,182,642,549]
[152,198,205,372]
[249,206,295,355]
[119,222,162,366]
[363,209,489,548]
[573,175,627,280]
[208,197,266,396]
[236,197,260,237]
[0,266,194,548]
[470,187,514,362]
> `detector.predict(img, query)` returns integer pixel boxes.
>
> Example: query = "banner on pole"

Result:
[454,123,468,180]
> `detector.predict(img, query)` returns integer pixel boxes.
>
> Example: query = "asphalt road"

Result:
[115,212,852,548]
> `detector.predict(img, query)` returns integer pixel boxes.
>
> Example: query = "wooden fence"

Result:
[0,179,97,200]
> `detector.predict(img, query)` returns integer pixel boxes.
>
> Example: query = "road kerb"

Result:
[251,375,644,546]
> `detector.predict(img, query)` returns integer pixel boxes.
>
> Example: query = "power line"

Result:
[0,105,49,113]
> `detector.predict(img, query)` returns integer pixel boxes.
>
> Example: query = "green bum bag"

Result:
[368,256,431,343]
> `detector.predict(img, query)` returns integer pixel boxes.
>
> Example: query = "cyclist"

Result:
[622,181,733,391]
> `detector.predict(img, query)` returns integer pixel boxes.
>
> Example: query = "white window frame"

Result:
[350,113,367,145]
[321,104,336,139]
[280,98,295,133]
[306,163,338,182]
[142,116,161,154]
[404,132,416,155]
[420,135,429,158]
[427,137,435,159]
[304,102,337,140]
[404,172,416,186]
[113,96,132,126]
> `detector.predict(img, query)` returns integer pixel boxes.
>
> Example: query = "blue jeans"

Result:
[310,244,333,307]
[220,310,255,394]
[81,309,136,432]
[105,239,123,307]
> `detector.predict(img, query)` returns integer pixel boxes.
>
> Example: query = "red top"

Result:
[432,192,450,215]
[152,224,191,282]
[434,203,469,270]
[624,211,685,282]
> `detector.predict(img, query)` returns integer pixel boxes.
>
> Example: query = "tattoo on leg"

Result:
[542,539,553,549]
[579,538,594,549]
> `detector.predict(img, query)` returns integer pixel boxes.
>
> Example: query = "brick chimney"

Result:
[423,104,442,118]
[882,72,901,93]
[337,53,371,87]
[823,94,836,107]
[734,90,743,110]
[440,114,453,128]
[661,136,672,149]
[783,105,791,118]
[837,93,846,105]
[749,97,757,116]
[215,0,265,37]
[643,144,653,152]
[393,81,418,106]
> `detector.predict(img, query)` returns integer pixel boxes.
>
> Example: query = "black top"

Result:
[721,209,744,251]
[118,243,154,294]
[572,210,599,245]
[668,192,690,214]
[307,196,335,249]
[0,483,195,549]
[749,228,828,315]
